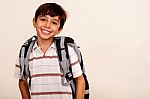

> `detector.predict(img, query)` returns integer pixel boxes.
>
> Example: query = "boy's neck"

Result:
[37,37,54,54]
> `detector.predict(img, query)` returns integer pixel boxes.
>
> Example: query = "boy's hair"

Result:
[34,3,67,30]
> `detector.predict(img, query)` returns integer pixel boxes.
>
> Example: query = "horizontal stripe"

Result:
[71,60,79,66]
[29,56,58,62]
[31,91,72,95]
[32,82,61,86]
[15,64,20,68]
[31,73,63,78]
[32,64,58,68]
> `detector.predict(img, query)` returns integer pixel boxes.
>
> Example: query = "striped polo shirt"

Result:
[14,42,82,99]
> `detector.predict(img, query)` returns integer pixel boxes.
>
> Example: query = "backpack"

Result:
[19,36,89,99]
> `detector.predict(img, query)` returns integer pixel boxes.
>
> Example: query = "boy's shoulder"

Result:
[54,36,77,53]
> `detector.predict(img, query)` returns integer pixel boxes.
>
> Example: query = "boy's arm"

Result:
[75,75,85,99]
[19,79,31,99]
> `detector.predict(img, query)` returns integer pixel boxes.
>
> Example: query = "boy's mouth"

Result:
[41,29,51,34]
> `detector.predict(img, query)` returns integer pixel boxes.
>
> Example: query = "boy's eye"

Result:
[52,22,58,25]
[40,18,46,21]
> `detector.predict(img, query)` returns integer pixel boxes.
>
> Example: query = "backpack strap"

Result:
[55,36,73,86]
[19,36,37,88]
[55,36,90,99]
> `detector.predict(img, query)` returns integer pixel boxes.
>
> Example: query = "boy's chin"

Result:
[37,35,51,40]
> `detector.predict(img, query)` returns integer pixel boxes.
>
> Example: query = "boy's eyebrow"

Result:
[38,15,60,22]
[52,19,60,23]
[38,15,46,18]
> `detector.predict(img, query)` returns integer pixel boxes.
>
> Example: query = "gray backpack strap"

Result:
[19,36,37,88]
[55,36,73,86]
[20,46,26,79]
[55,36,90,99]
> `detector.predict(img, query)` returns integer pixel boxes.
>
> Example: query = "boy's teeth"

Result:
[42,30,50,34]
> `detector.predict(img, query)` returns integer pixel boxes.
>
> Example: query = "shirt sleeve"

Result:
[68,46,83,78]
[14,56,21,79]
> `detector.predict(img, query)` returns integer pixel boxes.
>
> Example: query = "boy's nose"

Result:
[45,22,51,28]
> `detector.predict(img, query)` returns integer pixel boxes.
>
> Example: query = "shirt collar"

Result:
[33,41,56,50]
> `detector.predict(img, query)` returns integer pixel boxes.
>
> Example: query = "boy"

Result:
[14,3,85,99]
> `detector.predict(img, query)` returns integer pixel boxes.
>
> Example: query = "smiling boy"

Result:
[14,3,85,99]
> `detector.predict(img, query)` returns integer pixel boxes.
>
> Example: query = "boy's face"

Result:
[33,15,62,41]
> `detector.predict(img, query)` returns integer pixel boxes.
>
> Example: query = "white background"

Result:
[1,0,150,99]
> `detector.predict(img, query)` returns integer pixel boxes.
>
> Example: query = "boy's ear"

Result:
[57,28,62,35]
[33,18,36,28]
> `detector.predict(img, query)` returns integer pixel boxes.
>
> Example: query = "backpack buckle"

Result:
[65,72,73,81]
